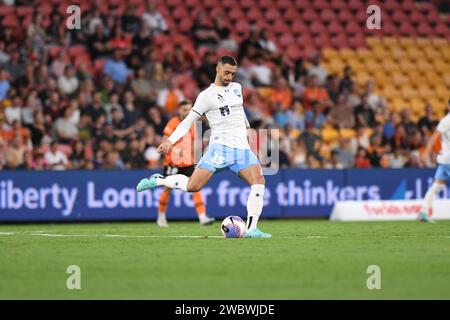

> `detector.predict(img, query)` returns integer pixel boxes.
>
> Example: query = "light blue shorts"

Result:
[197,144,260,174]
[434,164,450,181]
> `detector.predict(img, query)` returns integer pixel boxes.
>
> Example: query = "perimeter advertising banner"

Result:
[0,169,448,221]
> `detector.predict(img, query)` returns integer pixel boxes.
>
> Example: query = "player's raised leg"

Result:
[157,187,171,227]
[137,167,213,192]
[238,164,271,238]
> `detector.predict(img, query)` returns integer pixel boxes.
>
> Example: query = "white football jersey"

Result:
[437,113,450,164]
[192,82,249,149]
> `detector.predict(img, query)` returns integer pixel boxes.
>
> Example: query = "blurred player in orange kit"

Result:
[157,100,215,227]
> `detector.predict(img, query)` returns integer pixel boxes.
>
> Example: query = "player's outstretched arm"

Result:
[156,111,200,153]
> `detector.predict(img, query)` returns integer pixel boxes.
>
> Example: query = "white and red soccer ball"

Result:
[221,215,246,238]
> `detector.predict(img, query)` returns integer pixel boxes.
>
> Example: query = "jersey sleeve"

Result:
[437,116,450,134]
[191,91,211,116]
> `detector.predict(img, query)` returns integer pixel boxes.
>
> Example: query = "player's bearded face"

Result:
[218,64,237,86]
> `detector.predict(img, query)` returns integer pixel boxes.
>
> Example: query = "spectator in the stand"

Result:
[123,138,147,169]
[258,29,277,57]
[84,92,105,123]
[214,15,238,52]
[400,108,418,135]
[142,2,168,35]
[5,136,26,169]
[269,78,292,110]
[327,93,355,129]
[132,23,153,61]
[58,65,79,96]
[122,3,141,34]
[89,24,111,60]
[249,55,272,87]
[289,139,308,168]
[239,29,262,61]
[3,51,24,82]
[147,107,167,136]
[191,12,220,49]
[305,101,326,129]
[29,111,47,147]
[131,68,153,103]
[335,138,355,168]
[4,96,22,124]
[157,79,185,115]
[165,44,194,74]
[303,75,330,110]
[54,108,79,144]
[110,25,132,55]
[325,74,340,104]
[383,112,398,148]
[354,94,376,127]
[195,51,217,88]
[103,50,131,85]
[365,80,381,111]
[354,146,371,168]
[46,11,65,45]
[122,90,141,125]
[339,66,353,94]
[307,52,328,85]
[0,69,11,100]
[300,123,322,159]
[45,141,68,170]
[347,82,362,108]
[418,103,436,137]
[286,100,306,131]
[324,149,344,169]
[103,92,124,122]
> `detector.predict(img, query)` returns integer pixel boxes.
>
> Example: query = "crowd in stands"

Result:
[0,1,444,171]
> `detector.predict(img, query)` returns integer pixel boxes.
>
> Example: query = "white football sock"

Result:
[156,174,188,191]
[246,184,265,232]
[421,182,445,213]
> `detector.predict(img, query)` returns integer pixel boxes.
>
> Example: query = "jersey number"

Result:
[219,106,230,116]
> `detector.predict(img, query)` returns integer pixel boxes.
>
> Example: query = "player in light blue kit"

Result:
[418,100,450,223]
[136,56,271,238]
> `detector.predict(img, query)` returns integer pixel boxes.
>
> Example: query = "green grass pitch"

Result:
[0,220,449,299]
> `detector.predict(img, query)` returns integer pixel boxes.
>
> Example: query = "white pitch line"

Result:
[0,232,300,239]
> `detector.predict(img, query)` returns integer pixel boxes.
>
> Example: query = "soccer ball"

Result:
[221,216,246,238]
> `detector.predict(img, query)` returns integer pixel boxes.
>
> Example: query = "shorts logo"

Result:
[209,151,225,166]
[219,105,230,116]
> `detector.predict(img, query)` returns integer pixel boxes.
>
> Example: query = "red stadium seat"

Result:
[417,22,435,37]
[265,8,281,22]
[283,9,300,23]
[310,21,326,35]
[229,8,245,22]
[272,20,290,35]
[278,34,295,48]
[2,17,20,28]
[68,45,88,59]
[384,0,401,14]
[330,0,347,12]
[391,10,409,25]
[171,7,189,21]
[347,0,364,13]
[345,21,360,36]
[337,10,354,23]
[435,23,449,38]
[348,35,365,49]
[257,0,275,11]
[291,20,309,35]
[312,0,328,10]
[246,8,263,22]
[235,20,250,35]
[320,9,336,25]
[276,0,294,12]
[302,8,319,24]
[399,21,416,36]
[409,11,426,26]
[401,0,416,14]
[0,5,14,16]
[327,22,344,36]
[178,18,193,34]
[15,6,34,17]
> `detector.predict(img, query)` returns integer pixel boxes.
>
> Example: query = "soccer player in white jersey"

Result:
[136,56,271,238]
[418,99,450,223]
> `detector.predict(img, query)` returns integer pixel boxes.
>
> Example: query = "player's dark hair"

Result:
[179,100,192,107]
[218,55,237,66]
